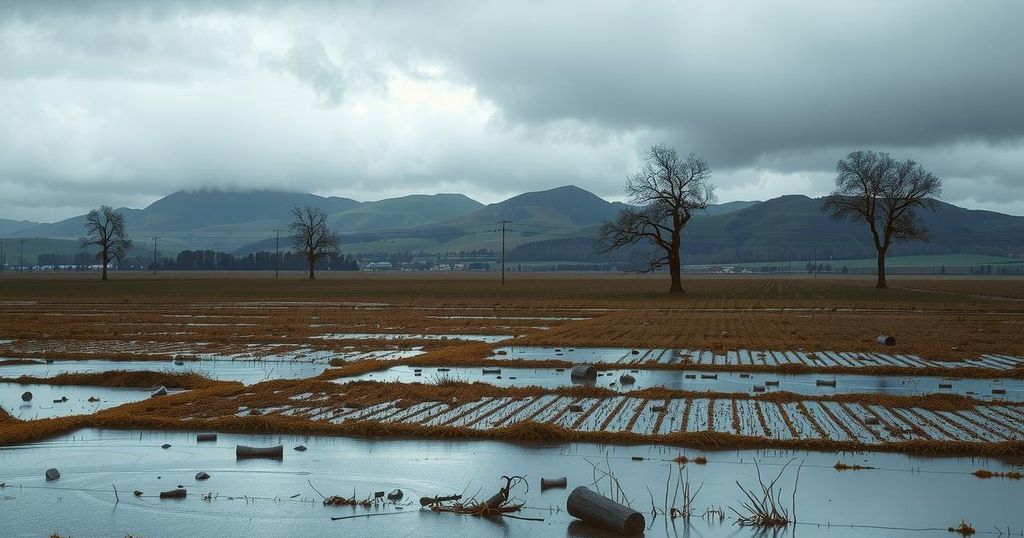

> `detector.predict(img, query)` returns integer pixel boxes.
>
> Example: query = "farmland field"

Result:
[2,272,1023,536]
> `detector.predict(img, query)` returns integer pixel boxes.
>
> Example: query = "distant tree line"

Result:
[33,250,359,271]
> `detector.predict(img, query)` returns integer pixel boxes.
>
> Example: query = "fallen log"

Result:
[566,486,645,535]
[541,477,567,490]
[159,488,187,499]
[419,494,462,506]
[236,444,284,460]
[196,433,217,442]
[816,379,837,387]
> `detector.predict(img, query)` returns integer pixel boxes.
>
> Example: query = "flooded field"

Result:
[1,428,1021,537]
[0,383,173,420]
[0,359,330,385]
[2,276,1024,536]
[494,346,1024,372]
[316,333,514,343]
[340,365,1024,401]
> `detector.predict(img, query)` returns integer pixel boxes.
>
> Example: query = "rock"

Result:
[45,468,60,481]
[195,472,210,480]
[21,391,32,402]
[151,386,168,397]
[161,443,172,449]
[293,445,307,451]
[53,396,68,403]
[619,374,636,385]
[174,360,185,366]
[133,490,143,496]
[87,396,100,402]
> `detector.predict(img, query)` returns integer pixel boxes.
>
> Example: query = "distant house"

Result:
[363,261,393,271]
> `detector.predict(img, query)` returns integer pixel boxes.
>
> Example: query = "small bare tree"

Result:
[81,205,132,281]
[597,144,716,293]
[823,150,941,289]
[290,206,339,280]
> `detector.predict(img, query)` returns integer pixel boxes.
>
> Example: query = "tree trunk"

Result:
[875,247,888,289]
[667,250,684,294]
[308,259,315,280]
[101,250,108,281]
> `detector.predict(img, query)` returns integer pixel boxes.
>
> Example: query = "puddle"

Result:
[0,428,1021,537]
[494,346,1024,372]
[337,366,1024,401]
[0,383,171,420]
[316,333,514,343]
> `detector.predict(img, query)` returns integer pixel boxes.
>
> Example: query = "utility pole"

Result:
[273,229,284,278]
[0,240,4,273]
[19,239,25,272]
[499,220,509,286]
[152,237,160,276]
[813,245,817,279]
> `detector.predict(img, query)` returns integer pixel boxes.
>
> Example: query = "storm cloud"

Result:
[1,0,1022,221]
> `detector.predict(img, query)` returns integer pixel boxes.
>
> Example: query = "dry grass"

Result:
[948,521,976,535]
[972,469,1023,480]
[8,371,223,390]
[833,461,874,471]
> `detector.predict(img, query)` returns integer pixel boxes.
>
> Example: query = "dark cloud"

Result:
[1,0,1022,221]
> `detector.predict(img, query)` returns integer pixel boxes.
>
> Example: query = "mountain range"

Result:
[3,185,1022,266]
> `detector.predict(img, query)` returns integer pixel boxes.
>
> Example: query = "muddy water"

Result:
[0,383,169,420]
[0,359,330,386]
[338,365,1024,401]
[315,333,513,343]
[0,429,1020,537]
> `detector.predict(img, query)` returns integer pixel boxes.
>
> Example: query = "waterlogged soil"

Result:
[341,366,1024,401]
[316,333,514,343]
[0,383,170,420]
[0,359,332,386]
[1,429,1021,537]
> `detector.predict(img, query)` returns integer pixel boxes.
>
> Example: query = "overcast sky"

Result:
[1,0,1022,222]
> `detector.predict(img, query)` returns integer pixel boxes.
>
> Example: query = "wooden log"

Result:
[159,488,187,499]
[419,494,462,506]
[196,433,217,442]
[815,379,837,387]
[482,368,502,374]
[566,486,645,535]
[700,374,718,380]
[875,335,896,346]
[540,477,567,490]
[765,380,780,387]
[236,444,284,460]
[570,365,597,380]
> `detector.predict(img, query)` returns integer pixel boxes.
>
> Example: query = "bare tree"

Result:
[290,206,339,280]
[81,205,132,281]
[597,144,716,293]
[823,150,941,289]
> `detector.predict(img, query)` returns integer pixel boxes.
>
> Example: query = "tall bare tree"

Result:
[597,144,716,293]
[823,150,941,289]
[81,205,132,281]
[290,206,339,280]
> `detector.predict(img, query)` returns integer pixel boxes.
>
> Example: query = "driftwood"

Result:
[815,379,837,387]
[387,489,403,501]
[159,488,187,499]
[419,494,462,506]
[875,335,896,346]
[570,365,597,381]
[236,444,284,460]
[482,367,501,374]
[541,477,567,490]
[429,476,527,517]
[45,468,60,481]
[567,486,645,535]
[196,433,217,442]
[151,386,168,397]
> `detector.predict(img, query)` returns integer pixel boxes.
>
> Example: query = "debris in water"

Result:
[159,489,187,499]
[195,472,210,480]
[567,485,645,535]
[45,468,60,481]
